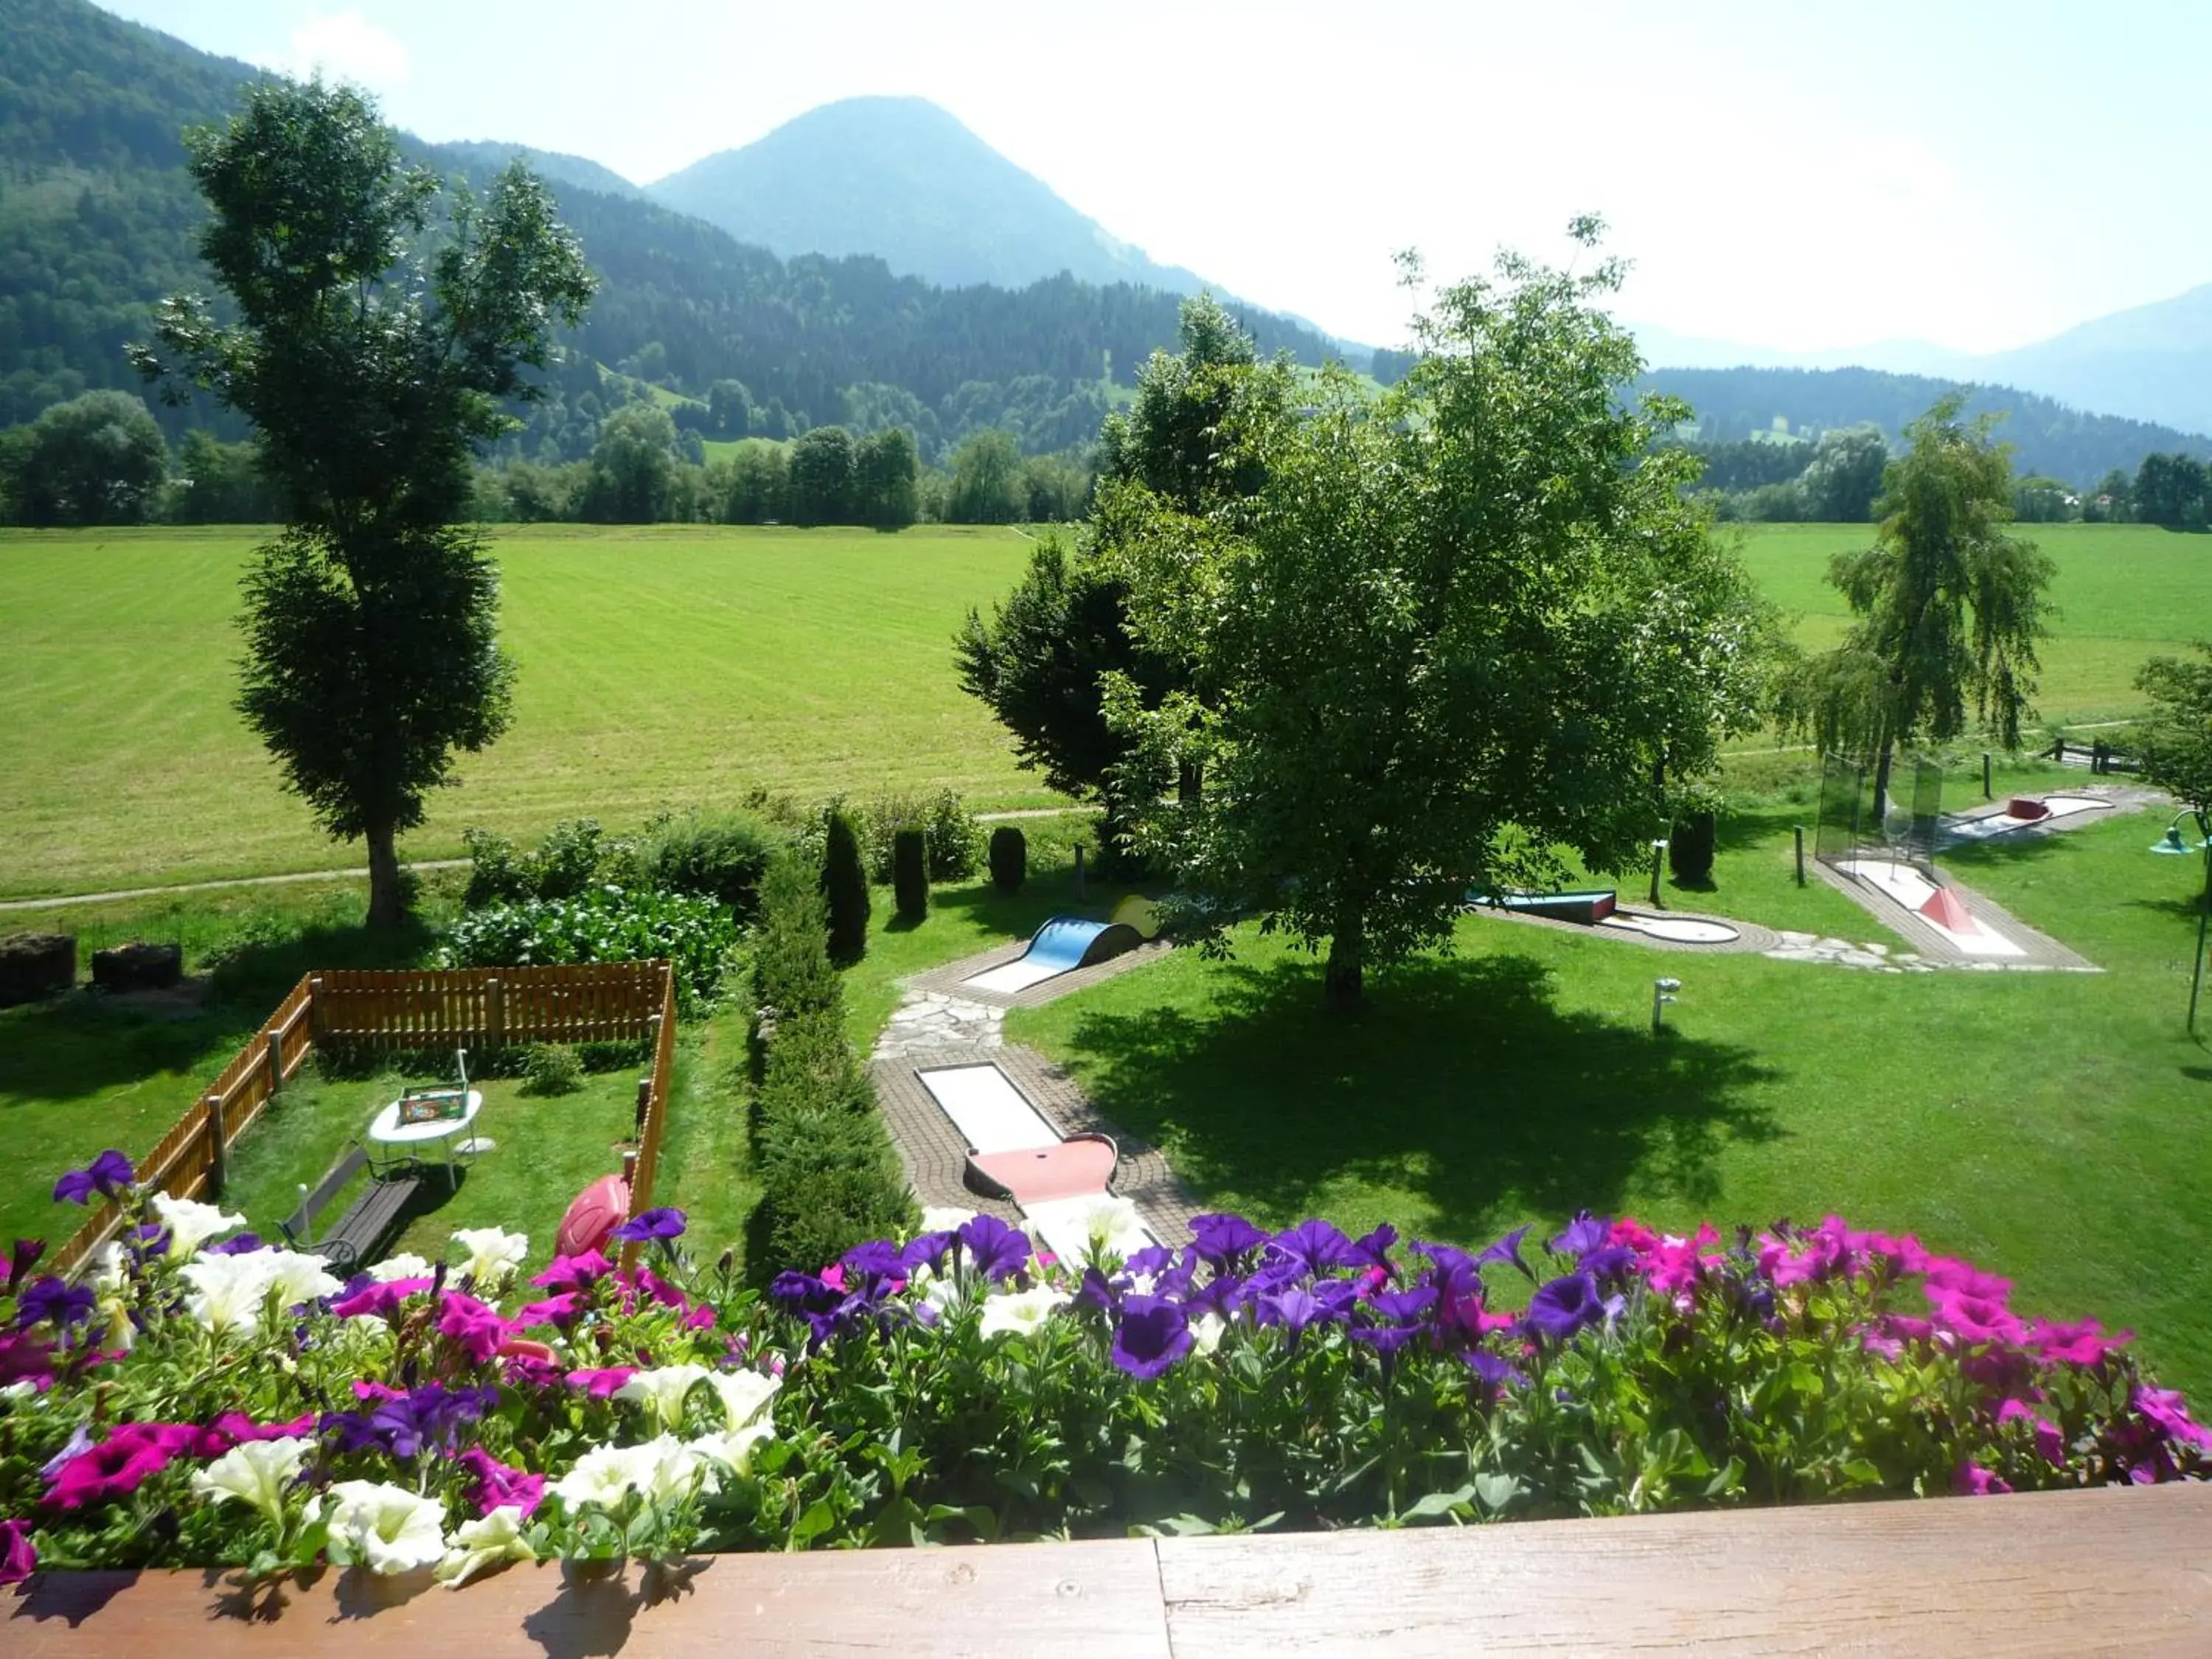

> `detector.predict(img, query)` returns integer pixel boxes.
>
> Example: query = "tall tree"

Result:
[579,403,680,522]
[1102,226,1775,1011]
[1796,426,1889,522]
[2135,452,2208,529]
[2135,644,2212,824]
[0,391,168,525]
[132,78,593,925]
[853,427,919,528]
[946,429,1024,524]
[1809,396,2056,818]
[786,425,855,524]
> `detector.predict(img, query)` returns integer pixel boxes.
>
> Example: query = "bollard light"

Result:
[1652,976,1681,1037]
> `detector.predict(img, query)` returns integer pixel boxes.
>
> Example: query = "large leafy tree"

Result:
[956,297,1293,865]
[1102,226,1776,1011]
[1809,396,2056,818]
[0,390,168,526]
[133,79,594,925]
[2135,645,2212,822]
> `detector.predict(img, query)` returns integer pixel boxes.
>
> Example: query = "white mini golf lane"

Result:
[961,957,1066,995]
[1836,859,2026,958]
[1946,795,2111,842]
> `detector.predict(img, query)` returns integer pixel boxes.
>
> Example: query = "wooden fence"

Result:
[54,961,675,1274]
[2051,736,2143,774]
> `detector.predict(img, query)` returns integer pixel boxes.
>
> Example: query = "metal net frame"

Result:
[1815,751,1941,877]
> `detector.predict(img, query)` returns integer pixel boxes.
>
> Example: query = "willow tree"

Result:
[1100,224,1778,1011]
[133,79,593,925]
[1809,396,2056,819]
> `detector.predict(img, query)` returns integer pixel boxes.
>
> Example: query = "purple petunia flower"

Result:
[839,1239,905,1281]
[1524,1271,1605,1342]
[956,1214,1032,1281]
[1255,1284,1325,1339]
[2,1239,46,1292]
[15,1278,94,1335]
[1268,1220,1359,1278]
[0,1331,55,1390]
[899,1231,955,1276]
[1074,1265,1122,1316]
[324,1382,495,1461]
[1184,1271,1248,1321]
[1349,1223,1399,1272]
[611,1206,687,1244]
[1110,1295,1193,1379]
[51,1150,136,1207]
[204,1233,265,1256]
[1477,1225,1534,1279]
[1578,1245,1637,1282]
[1551,1211,1610,1258]
[1189,1213,1267,1268]
[1461,1349,1517,1388]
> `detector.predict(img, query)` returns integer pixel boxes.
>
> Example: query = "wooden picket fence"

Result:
[53,961,676,1274]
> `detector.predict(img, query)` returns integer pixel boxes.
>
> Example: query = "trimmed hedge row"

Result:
[747,852,914,1280]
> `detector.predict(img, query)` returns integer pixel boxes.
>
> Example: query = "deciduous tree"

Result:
[133,78,593,926]
[1809,396,2056,818]
[0,391,167,526]
[1102,226,1776,1011]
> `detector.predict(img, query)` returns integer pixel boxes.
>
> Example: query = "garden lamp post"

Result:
[2149,809,2212,1037]
[1652,977,1680,1037]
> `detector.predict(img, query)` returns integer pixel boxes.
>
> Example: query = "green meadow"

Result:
[2,520,2208,900]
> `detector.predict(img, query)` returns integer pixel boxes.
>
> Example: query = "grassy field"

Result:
[0,524,1046,897]
[4,521,2208,899]
[1009,794,2212,1399]
[1733,522,2212,727]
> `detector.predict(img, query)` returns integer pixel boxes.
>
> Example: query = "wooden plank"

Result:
[5,1539,1173,1658]
[1155,1481,2212,1658]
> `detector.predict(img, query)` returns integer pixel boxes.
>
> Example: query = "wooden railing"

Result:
[617,966,681,1270]
[8,1480,2210,1655]
[53,962,675,1273]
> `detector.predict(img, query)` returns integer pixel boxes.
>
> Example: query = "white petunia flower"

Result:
[257,1250,344,1310]
[192,1436,311,1524]
[977,1283,1070,1341]
[324,1481,448,1574]
[1192,1312,1227,1355]
[687,1423,775,1482]
[153,1193,247,1259]
[703,1367,780,1432]
[613,1364,711,1433]
[549,1436,706,1512]
[435,1505,536,1589]
[367,1253,433,1283]
[451,1228,529,1291]
[88,1242,129,1295]
[919,1206,980,1235]
[181,1253,278,1339]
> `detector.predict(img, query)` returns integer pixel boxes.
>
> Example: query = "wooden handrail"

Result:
[6,1481,2208,1656]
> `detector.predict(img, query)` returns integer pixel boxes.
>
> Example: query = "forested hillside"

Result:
[1639,366,2210,488]
[0,0,1344,462]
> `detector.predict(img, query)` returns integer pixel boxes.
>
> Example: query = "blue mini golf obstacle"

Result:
[961,914,1147,995]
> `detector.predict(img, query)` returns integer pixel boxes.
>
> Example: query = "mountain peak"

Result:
[646,96,1203,296]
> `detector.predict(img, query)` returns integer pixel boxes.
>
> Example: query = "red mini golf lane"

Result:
[970,1135,1118,1206]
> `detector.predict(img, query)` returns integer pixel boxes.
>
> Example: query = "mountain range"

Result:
[5,0,2211,484]
[1631,282,2212,440]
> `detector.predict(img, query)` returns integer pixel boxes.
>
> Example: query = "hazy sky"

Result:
[100,0,2212,353]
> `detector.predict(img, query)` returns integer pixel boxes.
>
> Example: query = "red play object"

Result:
[2007,796,2051,821]
[557,1174,630,1257]
[1919,886,1979,933]
[968,1133,1118,1205]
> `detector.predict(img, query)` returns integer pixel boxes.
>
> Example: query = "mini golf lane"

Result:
[1836,858,2026,958]
[1945,794,2112,843]
[915,1062,1159,1262]
[961,916,1141,996]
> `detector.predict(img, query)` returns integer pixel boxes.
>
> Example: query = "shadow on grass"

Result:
[0,994,258,1105]
[1057,951,1784,1235]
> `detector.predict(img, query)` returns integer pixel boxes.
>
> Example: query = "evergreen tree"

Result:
[821,809,871,963]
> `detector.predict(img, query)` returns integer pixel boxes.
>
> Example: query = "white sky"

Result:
[99,0,2212,353]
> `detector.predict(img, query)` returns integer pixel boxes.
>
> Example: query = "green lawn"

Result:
[0,523,1046,897]
[7,521,2207,900]
[1732,521,2212,727]
[1007,799,2212,1399]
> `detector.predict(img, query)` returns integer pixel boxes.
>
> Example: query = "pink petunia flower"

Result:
[2135,1385,2212,1451]
[330,1277,434,1321]
[438,1293,513,1366]
[1922,1259,2012,1301]
[530,1252,611,1294]
[44,1425,199,1509]
[1952,1461,2012,1496]
[2027,1316,2131,1368]
[566,1366,637,1399]
[456,1447,547,1519]
[0,1518,34,1587]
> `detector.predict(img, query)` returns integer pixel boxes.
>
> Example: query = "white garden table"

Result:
[366,1089,485,1187]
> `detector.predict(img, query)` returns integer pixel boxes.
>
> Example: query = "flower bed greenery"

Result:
[436,885,737,1011]
[4,1156,2207,1587]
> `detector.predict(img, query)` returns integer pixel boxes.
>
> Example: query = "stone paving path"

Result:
[872,991,1005,1059]
[1763,932,1938,973]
